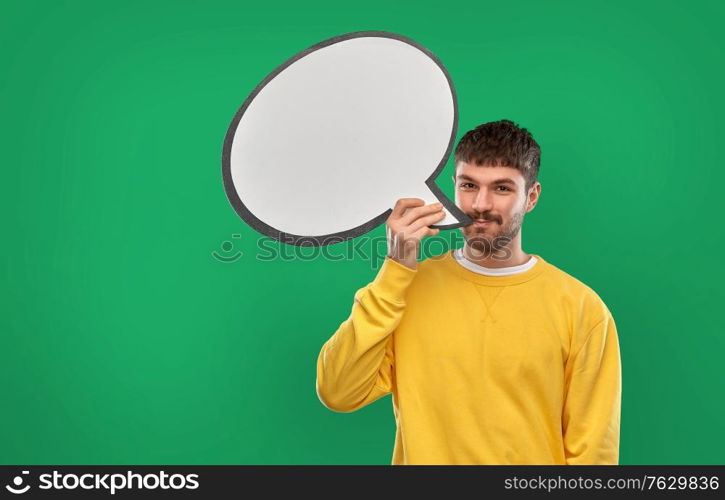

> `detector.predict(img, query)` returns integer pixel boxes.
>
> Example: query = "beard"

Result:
[459,206,525,261]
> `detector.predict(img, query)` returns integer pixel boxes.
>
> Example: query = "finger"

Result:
[406,225,437,243]
[408,210,446,233]
[399,202,444,226]
[390,198,425,219]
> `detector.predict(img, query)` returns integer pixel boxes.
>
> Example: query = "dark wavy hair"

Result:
[453,119,541,191]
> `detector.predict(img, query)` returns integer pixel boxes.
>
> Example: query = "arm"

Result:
[316,256,417,413]
[562,310,622,464]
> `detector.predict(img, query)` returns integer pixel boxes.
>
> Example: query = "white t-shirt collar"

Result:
[453,248,537,276]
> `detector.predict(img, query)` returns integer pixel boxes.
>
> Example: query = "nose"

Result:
[472,189,494,214]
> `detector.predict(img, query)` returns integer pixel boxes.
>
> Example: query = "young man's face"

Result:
[453,160,540,255]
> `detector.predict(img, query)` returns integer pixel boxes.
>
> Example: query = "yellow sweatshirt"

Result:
[316,249,621,465]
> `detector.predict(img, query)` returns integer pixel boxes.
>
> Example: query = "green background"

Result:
[2,0,723,464]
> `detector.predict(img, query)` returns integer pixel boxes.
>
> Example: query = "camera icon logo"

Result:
[5,470,30,494]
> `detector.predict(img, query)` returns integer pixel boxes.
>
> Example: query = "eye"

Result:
[459,183,476,189]
[495,186,511,192]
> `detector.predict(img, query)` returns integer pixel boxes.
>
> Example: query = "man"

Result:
[315,119,622,465]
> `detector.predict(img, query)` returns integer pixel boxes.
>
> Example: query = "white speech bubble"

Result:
[222,31,472,246]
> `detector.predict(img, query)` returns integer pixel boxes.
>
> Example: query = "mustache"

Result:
[466,212,502,225]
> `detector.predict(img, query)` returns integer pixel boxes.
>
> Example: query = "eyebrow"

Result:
[455,174,517,186]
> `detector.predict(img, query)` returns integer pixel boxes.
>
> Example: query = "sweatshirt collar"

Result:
[439,248,548,286]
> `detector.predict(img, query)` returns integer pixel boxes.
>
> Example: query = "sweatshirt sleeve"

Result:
[316,257,417,413]
[562,309,622,465]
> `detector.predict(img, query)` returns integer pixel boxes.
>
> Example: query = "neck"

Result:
[461,234,529,268]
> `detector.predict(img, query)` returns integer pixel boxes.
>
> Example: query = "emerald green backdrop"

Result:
[2,0,723,464]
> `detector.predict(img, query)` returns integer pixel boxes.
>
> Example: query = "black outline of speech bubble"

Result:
[222,30,472,247]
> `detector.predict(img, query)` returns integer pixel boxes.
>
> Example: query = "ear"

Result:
[525,182,542,213]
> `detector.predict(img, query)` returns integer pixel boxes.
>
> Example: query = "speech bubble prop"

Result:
[222,31,472,246]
